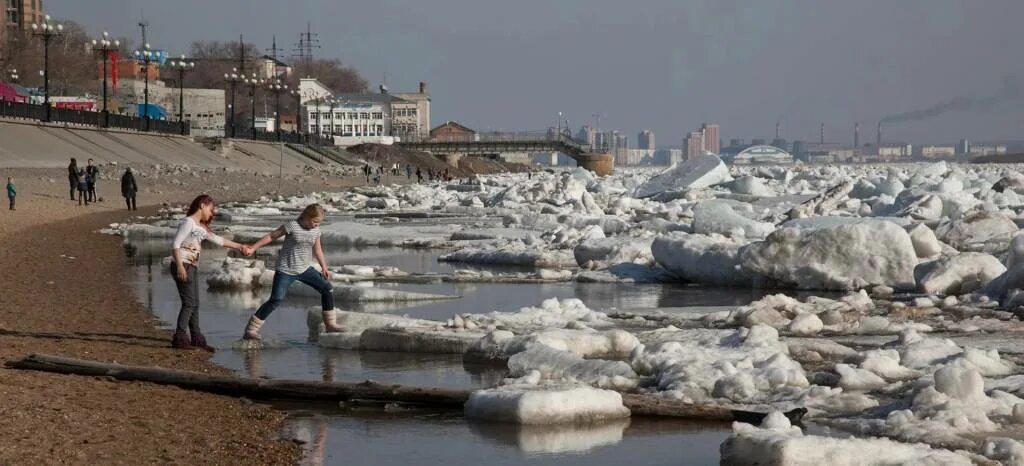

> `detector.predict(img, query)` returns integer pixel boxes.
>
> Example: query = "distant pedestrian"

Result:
[67,157,78,201]
[121,168,138,211]
[170,194,249,351]
[85,158,99,202]
[76,169,89,206]
[405,164,412,179]
[415,167,423,183]
[6,177,15,210]
[241,204,342,340]
[363,164,371,183]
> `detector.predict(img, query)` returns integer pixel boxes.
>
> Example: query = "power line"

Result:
[292,22,320,72]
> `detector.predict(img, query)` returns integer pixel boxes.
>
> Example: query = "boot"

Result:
[243,316,265,340]
[171,330,194,350]
[190,332,216,353]
[322,309,344,333]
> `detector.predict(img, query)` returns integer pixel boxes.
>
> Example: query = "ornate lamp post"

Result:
[264,79,288,141]
[91,32,120,127]
[168,56,195,135]
[5,69,18,83]
[223,68,244,138]
[132,44,164,131]
[30,15,63,122]
[243,73,262,138]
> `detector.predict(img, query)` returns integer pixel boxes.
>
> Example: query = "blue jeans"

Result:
[254,267,334,320]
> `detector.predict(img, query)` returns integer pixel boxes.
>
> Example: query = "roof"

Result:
[259,55,290,67]
[333,92,408,104]
[430,121,476,134]
[736,145,792,159]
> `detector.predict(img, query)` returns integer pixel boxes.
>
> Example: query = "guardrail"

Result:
[0,99,188,135]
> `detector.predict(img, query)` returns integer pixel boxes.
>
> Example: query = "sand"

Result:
[0,167,379,465]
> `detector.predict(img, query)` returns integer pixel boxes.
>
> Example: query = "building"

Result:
[919,145,956,159]
[429,121,476,142]
[878,143,913,160]
[116,79,225,136]
[969,145,1008,156]
[653,148,683,165]
[732,145,793,164]
[622,149,656,166]
[701,123,720,154]
[638,130,655,150]
[684,130,704,160]
[577,126,597,148]
[4,0,43,30]
[608,131,629,165]
[256,55,291,80]
[299,78,431,142]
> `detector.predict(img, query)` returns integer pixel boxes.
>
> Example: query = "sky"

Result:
[46,0,1024,147]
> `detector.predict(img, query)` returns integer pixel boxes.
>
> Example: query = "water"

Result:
[124,237,747,465]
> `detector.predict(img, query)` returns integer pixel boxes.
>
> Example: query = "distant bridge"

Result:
[396,131,614,175]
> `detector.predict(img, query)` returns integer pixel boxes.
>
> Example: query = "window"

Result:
[407,108,417,117]
[359,112,370,120]
[335,113,342,120]
[372,112,383,120]
[309,112,316,120]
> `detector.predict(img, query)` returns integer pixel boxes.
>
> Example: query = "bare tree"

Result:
[290,58,367,93]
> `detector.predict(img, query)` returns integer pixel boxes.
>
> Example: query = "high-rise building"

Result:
[577,125,597,148]
[594,131,607,151]
[638,130,655,150]
[684,131,704,160]
[701,123,720,154]
[4,0,44,30]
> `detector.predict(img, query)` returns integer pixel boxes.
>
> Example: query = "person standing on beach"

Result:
[67,158,78,201]
[121,168,138,211]
[76,169,89,206]
[241,204,343,340]
[171,194,250,351]
[6,177,15,210]
[85,159,99,203]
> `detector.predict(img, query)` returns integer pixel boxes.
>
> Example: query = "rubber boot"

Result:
[190,332,216,353]
[322,309,344,333]
[243,316,265,340]
[171,329,194,350]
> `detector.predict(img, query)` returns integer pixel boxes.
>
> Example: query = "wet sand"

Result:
[0,167,376,464]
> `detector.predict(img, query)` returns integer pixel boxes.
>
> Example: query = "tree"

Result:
[1,19,95,96]
[290,58,367,93]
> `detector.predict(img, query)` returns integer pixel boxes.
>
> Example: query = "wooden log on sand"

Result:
[7,353,806,424]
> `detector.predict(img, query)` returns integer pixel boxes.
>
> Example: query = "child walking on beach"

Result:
[241,204,343,339]
[171,194,250,351]
[6,177,14,210]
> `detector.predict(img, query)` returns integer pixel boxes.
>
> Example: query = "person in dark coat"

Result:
[67,157,78,201]
[121,168,138,211]
[85,158,99,202]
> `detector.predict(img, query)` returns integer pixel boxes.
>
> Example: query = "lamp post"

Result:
[5,69,17,83]
[169,56,195,135]
[223,68,243,138]
[243,73,262,138]
[132,44,162,131]
[30,15,63,122]
[264,79,288,141]
[291,89,302,142]
[91,32,120,128]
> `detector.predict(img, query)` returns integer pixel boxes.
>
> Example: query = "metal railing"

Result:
[231,127,335,146]
[0,99,189,136]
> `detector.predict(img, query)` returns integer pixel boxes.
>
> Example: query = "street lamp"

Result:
[91,32,120,127]
[132,44,165,131]
[5,69,18,83]
[30,15,63,122]
[243,73,262,138]
[264,79,288,141]
[223,68,244,138]
[169,55,195,135]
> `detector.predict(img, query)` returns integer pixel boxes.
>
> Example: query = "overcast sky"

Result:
[47,0,1024,147]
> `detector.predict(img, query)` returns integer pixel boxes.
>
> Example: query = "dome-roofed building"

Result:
[732,145,793,164]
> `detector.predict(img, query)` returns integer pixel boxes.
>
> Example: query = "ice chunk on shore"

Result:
[332,285,459,302]
[651,234,754,287]
[935,211,1018,254]
[692,200,775,239]
[634,155,733,198]
[913,252,1005,295]
[465,384,630,424]
[740,219,918,290]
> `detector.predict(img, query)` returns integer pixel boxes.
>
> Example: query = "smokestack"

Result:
[876,121,882,149]
[854,122,860,148]
[775,120,780,139]
[419,81,426,94]
[819,122,825,145]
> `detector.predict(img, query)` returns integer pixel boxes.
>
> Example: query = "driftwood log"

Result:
[7,353,805,424]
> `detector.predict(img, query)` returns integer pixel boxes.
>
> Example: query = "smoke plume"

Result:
[881,75,1020,124]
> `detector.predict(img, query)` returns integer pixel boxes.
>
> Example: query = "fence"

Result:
[0,99,189,136]
[231,127,334,146]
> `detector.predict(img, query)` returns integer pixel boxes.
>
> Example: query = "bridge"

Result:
[396,131,615,175]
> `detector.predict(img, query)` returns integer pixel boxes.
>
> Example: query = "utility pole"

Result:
[292,22,321,71]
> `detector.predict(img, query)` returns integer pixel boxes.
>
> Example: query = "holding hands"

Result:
[240,244,256,257]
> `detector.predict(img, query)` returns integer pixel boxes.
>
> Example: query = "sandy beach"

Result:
[0,167,377,464]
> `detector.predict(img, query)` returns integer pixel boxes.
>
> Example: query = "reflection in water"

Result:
[282,413,330,466]
[469,419,630,455]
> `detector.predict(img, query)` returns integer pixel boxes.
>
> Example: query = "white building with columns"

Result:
[297,78,430,146]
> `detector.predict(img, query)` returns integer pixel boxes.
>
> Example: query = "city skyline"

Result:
[44,0,1024,145]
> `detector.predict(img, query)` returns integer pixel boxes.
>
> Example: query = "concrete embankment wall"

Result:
[0,119,341,173]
